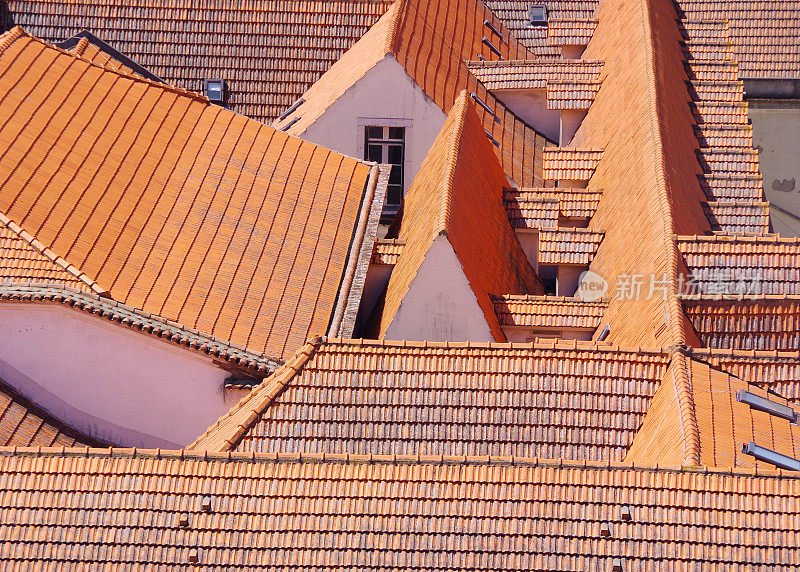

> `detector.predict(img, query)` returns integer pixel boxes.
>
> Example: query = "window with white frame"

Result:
[364,126,405,209]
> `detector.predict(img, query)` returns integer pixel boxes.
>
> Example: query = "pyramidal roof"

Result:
[0,27,387,361]
[373,90,543,341]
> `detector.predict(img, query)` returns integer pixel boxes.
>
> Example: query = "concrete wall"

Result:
[491,88,561,142]
[300,55,446,193]
[384,235,493,342]
[749,100,800,237]
[0,305,238,448]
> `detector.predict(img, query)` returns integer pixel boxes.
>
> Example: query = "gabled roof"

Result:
[373,91,543,340]
[539,227,604,265]
[190,337,669,460]
[277,0,552,187]
[2,0,394,123]
[466,59,604,90]
[542,148,604,180]
[504,187,602,227]
[3,448,800,568]
[492,295,606,329]
[0,379,106,447]
[628,358,800,471]
[0,28,387,360]
[59,31,159,81]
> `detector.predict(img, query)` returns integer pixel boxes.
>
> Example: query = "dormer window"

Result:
[528,4,548,25]
[204,79,225,104]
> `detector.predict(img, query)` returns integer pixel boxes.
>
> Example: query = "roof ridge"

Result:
[0,26,25,54]
[437,90,471,233]
[5,445,800,477]
[641,0,700,466]
[188,337,323,451]
[0,212,109,297]
[383,0,405,54]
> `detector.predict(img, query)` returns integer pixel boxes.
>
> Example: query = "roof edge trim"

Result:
[0,212,109,297]
[188,337,323,451]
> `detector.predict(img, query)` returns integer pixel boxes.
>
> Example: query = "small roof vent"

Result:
[528,4,548,25]
[736,389,797,422]
[742,441,800,471]
[204,78,225,104]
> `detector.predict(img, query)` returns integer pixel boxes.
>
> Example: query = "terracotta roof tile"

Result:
[693,124,753,148]
[684,59,740,81]
[681,296,800,351]
[539,228,604,265]
[3,0,394,123]
[691,347,800,401]
[697,148,761,176]
[279,0,551,187]
[700,173,765,201]
[702,200,771,234]
[542,148,604,181]
[546,80,602,109]
[547,18,598,46]
[466,59,604,90]
[677,235,800,295]
[487,1,599,56]
[629,357,800,470]
[191,338,668,460]
[492,294,607,328]
[0,221,85,290]
[682,38,735,61]
[676,2,800,79]
[0,379,106,447]
[691,101,750,125]
[370,239,405,266]
[375,92,543,340]
[0,29,384,360]
[3,448,800,567]
[689,79,744,101]
[504,187,602,227]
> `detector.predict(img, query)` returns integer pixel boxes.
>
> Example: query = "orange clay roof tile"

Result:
[0,379,107,447]
[190,337,668,460]
[546,80,602,110]
[375,91,543,340]
[677,235,800,295]
[700,173,765,201]
[538,228,604,265]
[702,200,771,234]
[3,447,800,567]
[683,59,740,81]
[492,295,607,329]
[690,347,800,402]
[504,187,602,226]
[278,0,552,187]
[628,357,800,470]
[693,124,754,148]
[466,59,604,90]
[0,28,384,360]
[4,0,394,123]
[542,148,604,181]
[370,239,405,266]
[547,18,599,46]
[681,296,800,351]
[676,1,800,80]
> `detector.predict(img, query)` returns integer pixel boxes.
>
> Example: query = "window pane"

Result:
[366,126,383,140]
[389,164,402,186]
[387,144,403,165]
[387,185,403,205]
[388,127,405,140]
[367,144,382,163]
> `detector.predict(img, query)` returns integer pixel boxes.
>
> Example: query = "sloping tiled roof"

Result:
[547,79,602,109]
[0,380,105,447]
[675,0,800,79]
[628,357,800,470]
[492,295,606,328]
[191,338,668,460]
[538,228,604,265]
[543,148,604,180]
[0,28,386,360]
[691,347,800,401]
[278,0,552,187]
[548,18,599,46]
[677,235,800,295]
[504,187,602,228]
[0,283,282,374]
[487,1,600,56]
[375,92,543,340]
[466,59,604,90]
[2,448,800,568]
[681,296,800,351]
[370,239,404,266]
[2,0,394,123]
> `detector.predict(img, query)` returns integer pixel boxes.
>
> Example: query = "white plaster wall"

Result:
[502,325,594,343]
[300,55,446,192]
[516,229,539,271]
[492,89,561,142]
[560,109,586,145]
[385,235,494,342]
[557,265,585,297]
[749,101,800,237]
[0,305,236,448]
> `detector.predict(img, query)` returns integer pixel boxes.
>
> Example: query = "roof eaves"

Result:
[0,212,108,297]
[188,337,323,451]
[0,283,283,374]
